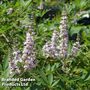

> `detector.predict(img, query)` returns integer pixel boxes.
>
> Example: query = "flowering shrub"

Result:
[0,0,90,90]
[42,11,81,59]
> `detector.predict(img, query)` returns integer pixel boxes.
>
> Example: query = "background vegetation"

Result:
[0,0,90,90]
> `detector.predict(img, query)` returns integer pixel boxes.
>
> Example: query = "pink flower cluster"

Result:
[42,30,59,58]
[42,11,80,59]
[59,11,68,58]
[22,31,36,70]
[9,50,22,74]
[71,40,80,56]
[9,14,36,74]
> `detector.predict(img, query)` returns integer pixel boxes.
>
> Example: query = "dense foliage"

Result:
[0,0,90,90]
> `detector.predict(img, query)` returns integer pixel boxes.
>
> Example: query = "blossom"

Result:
[9,50,21,74]
[42,11,69,59]
[71,40,80,56]
[22,13,36,70]
[42,30,59,58]
[22,31,36,70]
[59,11,68,58]
[9,13,36,73]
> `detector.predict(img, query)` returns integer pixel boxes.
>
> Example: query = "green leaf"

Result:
[2,54,9,70]
[51,80,60,87]
[25,0,32,7]
[84,72,90,81]
[38,70,48,85]
[25,87,30,90]
[70,26,82,36]
[20,0,25,6]
[48,74,53,85]
[46,64,50,72]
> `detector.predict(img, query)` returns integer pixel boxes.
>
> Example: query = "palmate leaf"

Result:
[30,70,49,86]
[39,70,49,85]
[20,0,32,11]
[20,0,32,7]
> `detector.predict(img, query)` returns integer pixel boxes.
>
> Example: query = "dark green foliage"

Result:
[0,0,90,90]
